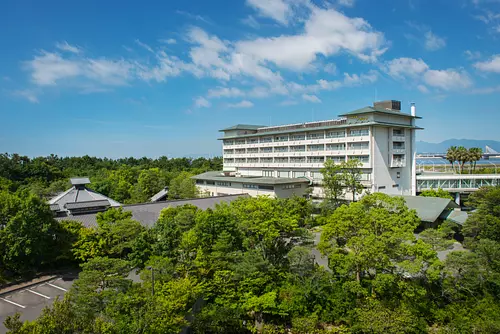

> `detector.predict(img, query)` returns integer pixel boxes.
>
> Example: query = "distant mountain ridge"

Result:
[417,139,500,153]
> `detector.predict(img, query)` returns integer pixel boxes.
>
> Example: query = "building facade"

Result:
[195,100,421,198]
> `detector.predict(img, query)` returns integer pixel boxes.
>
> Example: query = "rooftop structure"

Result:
[56,194,247,227]
[195,100,422,199]
[48,177,121,216]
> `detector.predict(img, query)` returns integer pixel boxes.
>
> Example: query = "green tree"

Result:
[446,146,458,173]
[131,167,168,203]
[168,171,198,199]
[419,188,453,200]
[463,186,500,244]
[342,158,363,202]
[321,158,345,209]
[468,147,483,173]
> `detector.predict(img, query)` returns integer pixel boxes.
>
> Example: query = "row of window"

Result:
[223,129,369,145]
[262,170,371,181]
[197,180,275,190]
[224,142,369,154]
[224,156,369,164]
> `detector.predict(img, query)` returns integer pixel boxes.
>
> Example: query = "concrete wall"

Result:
[196,182,308,199]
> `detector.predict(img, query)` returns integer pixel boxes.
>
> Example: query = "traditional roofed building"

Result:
[48,177,121,216]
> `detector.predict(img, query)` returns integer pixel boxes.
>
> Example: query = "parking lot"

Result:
[0,277,76,334]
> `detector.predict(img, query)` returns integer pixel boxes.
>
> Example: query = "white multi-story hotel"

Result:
[194,100,422,199]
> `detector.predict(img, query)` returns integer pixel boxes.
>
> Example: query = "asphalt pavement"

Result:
[0,277,76,334]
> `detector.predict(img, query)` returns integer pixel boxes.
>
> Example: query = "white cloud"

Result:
[343,70,378,86]
[337,0,355,7]
[424,31,446,51]
[11,89,39,103]
[423,69,472,90]
[160,38,177,45]
[417,84,429,93]
[384,57,429,78]
[207,87,245,98]
[241,15,260,29]
[302,94,321,103]
[55,41,82,54]
[228,100,254,108]
[237,6,386,71]
[135,39,154,53]
[324,63,337,74]
[194,96,211,108]
[464,50,482,60]
[246,0,291,24]
[474,54,500,73]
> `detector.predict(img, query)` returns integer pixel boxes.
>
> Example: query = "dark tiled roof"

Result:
[193,171,310,185]
[65,200,110,210]
[219,124,265,132]
[56,194,248,228]
[339,106,422,119]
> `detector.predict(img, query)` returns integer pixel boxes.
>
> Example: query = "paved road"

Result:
[0,277,76,334]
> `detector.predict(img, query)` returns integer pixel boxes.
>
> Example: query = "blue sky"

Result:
[1,0,500,158]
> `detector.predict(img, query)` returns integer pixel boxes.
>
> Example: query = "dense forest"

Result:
[0,153,222,203]
[1,153,499,333]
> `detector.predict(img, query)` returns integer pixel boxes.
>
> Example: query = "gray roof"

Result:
[70,177,91,185]
[219,121,423,140]
[440,210,469,225]
[49,203,60,211]
[48,186,121,208]
[339,106,422,119]
[192,171,311,185]
[400,195,459,222]
[150,187,169,202]
[56,194,248,228]
[65,200,110,210]
[219,124,265,132]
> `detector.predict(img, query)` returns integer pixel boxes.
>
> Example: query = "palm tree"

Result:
[456,146,469,174]
[446,146,458,173]
[468,147,483,173]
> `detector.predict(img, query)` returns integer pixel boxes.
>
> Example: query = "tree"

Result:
[168,171,198,199]
[341,159,363,202]
[131,168,168,203]
[469,147,483,173]
[419,188,453,200]
[463,186,500,244]
[456,146,469,174]
[321,158,345,209]
[446,146,458,173]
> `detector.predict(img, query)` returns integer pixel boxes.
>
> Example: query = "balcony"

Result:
[392,148,406,154]
[392,135,405,142]
[391,159,406,168]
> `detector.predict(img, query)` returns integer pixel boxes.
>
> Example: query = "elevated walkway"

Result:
[416,173,500,192]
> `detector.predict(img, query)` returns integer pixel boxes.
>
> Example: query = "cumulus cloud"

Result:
[194,96,211,108]
[228,100,254,108]
[245,0,292,25]
[474,55,500,73]
[424,31,446,51]
[207,87,245,98]
[384,57,471,91]
[302,94,321,103]
[405,23,446,51]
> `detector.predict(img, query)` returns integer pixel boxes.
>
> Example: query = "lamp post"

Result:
[487,161,497,175]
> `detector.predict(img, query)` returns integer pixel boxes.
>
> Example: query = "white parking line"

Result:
[47,283,67,292]
[0,297,26,309]
[26,289,51,299]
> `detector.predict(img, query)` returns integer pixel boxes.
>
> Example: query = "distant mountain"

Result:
[417,139,500,154]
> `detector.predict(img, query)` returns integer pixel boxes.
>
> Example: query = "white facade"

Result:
[216,101,421,198]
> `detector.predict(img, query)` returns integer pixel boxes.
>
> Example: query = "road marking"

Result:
[0,297,26,308]
[47,283,67,292]
[26,289,51,299]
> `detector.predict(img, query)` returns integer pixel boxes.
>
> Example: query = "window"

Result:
[378,186,386,190]
[283,183,302,190]
[397,172,401,179]
[393,129,404,136]
[235,149,246,154]
[348,142,369,150]
[224,158,234,163]
[326,130,345,138]
[290,134,306,141]
[247,148,259,153]
[307,144,325,151]
[260,157,273,163]
[311,172,323,180]
[290,145,306,152]
[293,171,307,178]
[216,181,231,187]
[196,180,204,185]
[235,139,246,145]
[260,147,273,153]
[247,138,259,144]
[393,184,399,188]
[263,170,274,177]
[278,171,290,178]
[349,128,369,137]
[243,184,259,189]
[274,135,289,142]
[307,132,324,140]
[349,155,369,163]
[206,181,215,185]
[260,137,273,143]
[248,158,259,163]
[224,149,234,154]
[275,157,288,163]
[393,142,405,149]
[223,140,234,146]
[235,158,246,163]
[259,185,274,190]
[274,146,289,152]
[308,156,325,163]
[326,156,344,163]
[290,157,306,163]
[326,143,345,151]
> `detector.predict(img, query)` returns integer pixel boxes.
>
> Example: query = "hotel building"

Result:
[193,100,422,199]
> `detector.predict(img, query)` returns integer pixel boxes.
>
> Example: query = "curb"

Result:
[0,275,58,297]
